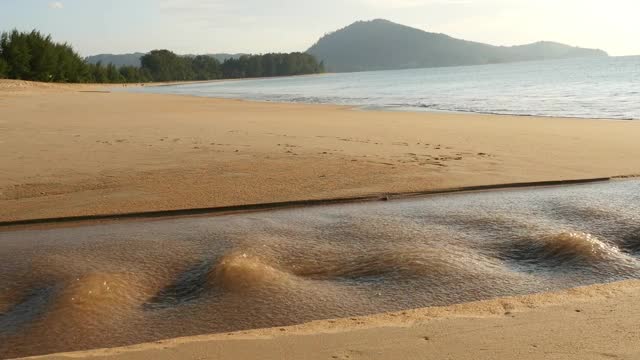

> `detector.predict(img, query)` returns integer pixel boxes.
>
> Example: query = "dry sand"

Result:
[2,79,640,359]
[1,80,640,222]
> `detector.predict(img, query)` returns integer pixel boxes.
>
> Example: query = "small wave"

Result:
[501,231,633,269]
[540,232,623,262]
[210,252,295,292]
[0,272,152,339]
[52,273,149,313]
[165,245,515,296]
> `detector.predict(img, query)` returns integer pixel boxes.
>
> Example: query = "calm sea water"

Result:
[135,56,640,120]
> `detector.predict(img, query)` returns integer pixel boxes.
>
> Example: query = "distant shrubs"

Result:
[191,55,222,80]
[220,53,325,78]
[118,66,150,83]
[140,50,324,82]
[0,29,325,84]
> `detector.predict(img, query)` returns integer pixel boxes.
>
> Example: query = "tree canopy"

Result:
[220,53,324,79]
[140,51,323,81]
[0,29,324,83]
[0,30,88,82]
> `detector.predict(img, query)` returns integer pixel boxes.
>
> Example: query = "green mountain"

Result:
[307,19,608,72]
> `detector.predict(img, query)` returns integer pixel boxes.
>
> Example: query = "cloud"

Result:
[49,1,64,9]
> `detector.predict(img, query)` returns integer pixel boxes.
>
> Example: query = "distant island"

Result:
[307,19,608,72]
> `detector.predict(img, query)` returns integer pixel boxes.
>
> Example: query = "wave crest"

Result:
[53,273,148,312]
[540,232,622,261]
[500,231,632,269]
[210,252,294,291]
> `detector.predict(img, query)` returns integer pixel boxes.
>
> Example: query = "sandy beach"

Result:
[1,80,640,222]
[2,80,640,359]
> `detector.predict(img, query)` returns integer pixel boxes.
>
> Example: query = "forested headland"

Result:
[308,19,607,72]
[0,30,324,83]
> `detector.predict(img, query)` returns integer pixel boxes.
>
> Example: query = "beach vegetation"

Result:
[220,53,324,79]
[0,57,7,77]
[0,29,325,83]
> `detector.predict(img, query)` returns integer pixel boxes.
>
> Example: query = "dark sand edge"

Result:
[1,176,629,230]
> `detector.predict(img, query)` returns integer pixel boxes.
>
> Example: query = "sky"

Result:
[0,0,638,57]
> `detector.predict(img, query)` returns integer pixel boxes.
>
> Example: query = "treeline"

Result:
[0,30,90,82]
[0,29,325,83]
[134,50,325,81]
[220,53,325,78]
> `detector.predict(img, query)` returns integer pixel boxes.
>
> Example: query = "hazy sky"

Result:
[1,0,638,56]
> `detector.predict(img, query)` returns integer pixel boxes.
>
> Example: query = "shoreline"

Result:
[135,92,640,122]
[374,105,639,122]
[27,279,640,360]
[122,89,640,121]
[132,85,638,122]
[5,78,637,121]
[0,176,619,229]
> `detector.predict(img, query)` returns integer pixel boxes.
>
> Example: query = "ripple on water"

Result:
[1,180,640,358]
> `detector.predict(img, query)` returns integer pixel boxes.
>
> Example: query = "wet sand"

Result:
[2,80,640,222]
[2,80,640,359]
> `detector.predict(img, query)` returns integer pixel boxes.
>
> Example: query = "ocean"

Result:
[135,56,640,120]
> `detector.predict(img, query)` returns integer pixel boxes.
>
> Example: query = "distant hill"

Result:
[307,19,608,72]
[85,53,245,67]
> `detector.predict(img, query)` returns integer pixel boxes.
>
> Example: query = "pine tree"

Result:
[29,31,58,81]
[1,30,32,79]
[0,57,8,78]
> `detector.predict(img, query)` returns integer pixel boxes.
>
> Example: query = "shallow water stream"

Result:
[1,180,639,358]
